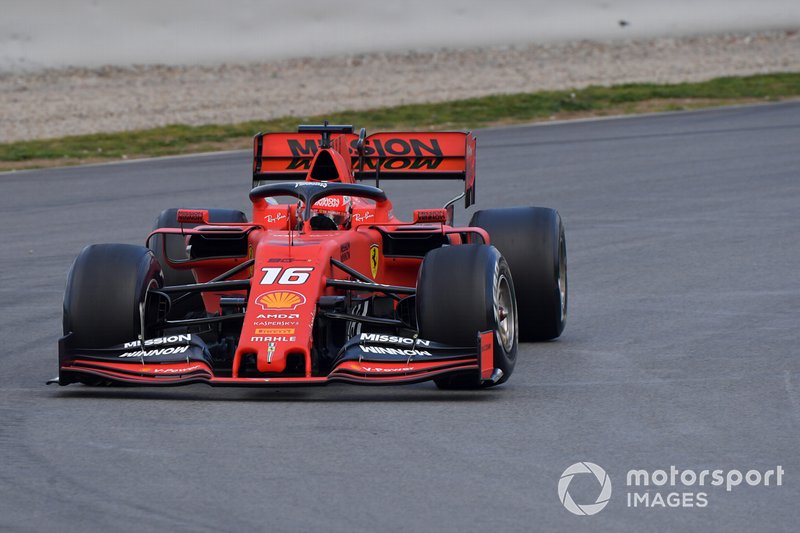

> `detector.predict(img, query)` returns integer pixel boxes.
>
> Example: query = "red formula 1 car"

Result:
[54,124,567,389]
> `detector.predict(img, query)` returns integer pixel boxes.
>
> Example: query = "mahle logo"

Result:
[558,462,612,516]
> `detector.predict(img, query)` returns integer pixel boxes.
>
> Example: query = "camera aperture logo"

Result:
[558,462,785,515]
[558,462,612,516]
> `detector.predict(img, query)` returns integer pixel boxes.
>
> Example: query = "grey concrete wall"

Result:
[1,0,798,70]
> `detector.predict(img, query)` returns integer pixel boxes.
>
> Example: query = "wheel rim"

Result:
[495,273,516,352]
[558,236,567,322]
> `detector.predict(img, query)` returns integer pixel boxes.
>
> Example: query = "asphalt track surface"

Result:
[1,103,798,532]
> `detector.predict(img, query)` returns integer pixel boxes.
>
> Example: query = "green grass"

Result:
[2,72,799,168]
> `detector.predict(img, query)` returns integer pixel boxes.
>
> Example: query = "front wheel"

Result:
[63,244,163,349]
[416,244,518,389]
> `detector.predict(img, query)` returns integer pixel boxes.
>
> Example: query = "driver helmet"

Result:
[309,195,352,229]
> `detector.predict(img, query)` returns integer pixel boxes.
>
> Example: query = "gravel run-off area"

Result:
[1,30,798,143]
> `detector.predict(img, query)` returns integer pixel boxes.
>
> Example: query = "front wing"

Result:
[52,332,496,387]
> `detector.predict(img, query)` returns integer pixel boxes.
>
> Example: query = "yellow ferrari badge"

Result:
[370,244,379,278]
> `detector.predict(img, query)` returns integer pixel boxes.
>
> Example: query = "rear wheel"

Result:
[63,244,163,349]
[416,244,517,389]
[149,207,247,319]
[470,207,567,341]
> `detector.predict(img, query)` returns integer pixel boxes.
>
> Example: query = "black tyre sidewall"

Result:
[470,207,566,341]
[63,244,163,348]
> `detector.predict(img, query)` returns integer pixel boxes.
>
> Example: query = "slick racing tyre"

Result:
[63,244,163,349]
[470,207,567,341]
[417,244,517,389]
[149,207,247,319]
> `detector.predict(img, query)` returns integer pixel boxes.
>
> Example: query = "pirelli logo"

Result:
[255,328,295,335]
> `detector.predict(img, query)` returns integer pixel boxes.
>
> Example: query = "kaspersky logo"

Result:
[255,291,306,310]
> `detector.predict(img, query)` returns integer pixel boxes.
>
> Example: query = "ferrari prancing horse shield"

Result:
[370,244,379,278]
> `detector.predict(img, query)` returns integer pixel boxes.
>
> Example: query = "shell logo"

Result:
[255,291,306,311]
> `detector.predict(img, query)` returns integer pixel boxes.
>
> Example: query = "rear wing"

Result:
[252,129,477,207]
